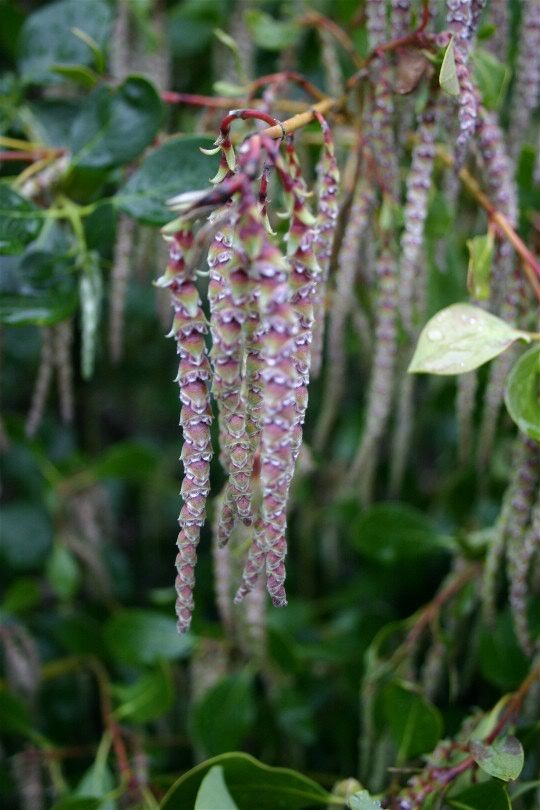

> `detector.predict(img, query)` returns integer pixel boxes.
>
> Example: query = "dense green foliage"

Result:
[0,1,539,809]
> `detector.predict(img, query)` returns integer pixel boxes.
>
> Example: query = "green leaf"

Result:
[348,790,381,810]
[470,735,524,782]
[408,304,531,375]
[466,232,494,300]
[382,682,443,760]
[115,135,217,226]
[0,250,78,326]
[439,38,460,97]
[92,441,160,481]
[51,64,99,89]
[76,755,116,810]
[1,577,41,614]
[245,10,300,51]
[191,673,256,757]
[161,752,331,810]
[350,503,452,563]
[195,766,239,810]
[113,663,173,724]
[448,779,511,810]
[473,48,511,110]
[0,186,44,255]
[79,251,102,380]
[68,77,163,170]
[479,610,529,690]
[51,798,103,810]
[103,609,192,666]
[46,544,81,600]
[504,345,540,441]
[0,502,53,570]
[18,0,112,85]
[0,689,33,735]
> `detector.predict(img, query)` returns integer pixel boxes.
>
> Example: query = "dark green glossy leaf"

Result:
[470,735,524,782]
[104,609,192,665]
[18,0,112,85]
[382,682,443,760]
[504,345,540,441]
[0,502,53,570]
[479,610,529,690]
[195,766,239,810]
[448,779,511,810]
[161,752,331,810]
[0,249,78,326]
[350,503,452,563]
[0,186,43,255]
[113,663,173,724]
[92,441,160,481]
[68,77,162,170]
[0,689,32,735]
[115,135,216,226]
[51,798,103,810]
[191,673,256,757]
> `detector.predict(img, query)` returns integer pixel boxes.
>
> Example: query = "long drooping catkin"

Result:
[486,0,509,59]
[482,436,540,629]
[208,215,253,543]
[311,115,340,379]
[109,215,135,363]
[53,320,74,424]
[158,227,213,633]
[456,371,478,465]
[26,327,54,437]
[348,248,399,504]
[391,0,411,38]
[314,181,374,450]
[507,439,540,656]
[399,97,438,334]
[508,0,540,159]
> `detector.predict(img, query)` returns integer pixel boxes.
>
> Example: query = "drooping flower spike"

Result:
[311,112,340,379]
[157,225,214,634]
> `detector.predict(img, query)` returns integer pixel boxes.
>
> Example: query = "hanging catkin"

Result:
[314,181,374,450]
[508,0,540,160]
[158,226,213,633]
[311,114,340,379]
[109,215,135,363]
[507,438,540,656]
[348,247,399,504]
[26,327,54,437]
[53,320,74,424]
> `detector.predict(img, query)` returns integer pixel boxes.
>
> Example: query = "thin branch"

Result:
[437,146,540,302]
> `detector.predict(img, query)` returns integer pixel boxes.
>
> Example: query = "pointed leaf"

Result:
[504,345,540,441]
[409,304,531,375]
[68,77,163,170]
[439,39,460,97]
[161,752,331,810]
[115,136,217,226]
[448,779,511,810]
[382,682,443,760]
[18,0,112,85]
[113,663,173,724]
[0,186,44,255]
[466,232,494,300]
[191,673,256,757]
[470,735,524,782]
[195,766,239,810]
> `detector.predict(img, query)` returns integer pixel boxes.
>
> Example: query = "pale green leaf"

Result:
[408,304,531,375]
[470,735,524,782]
[467,232,494,300]
[348,790,381,810]
[195,766,239,810]
[439,39,460,97]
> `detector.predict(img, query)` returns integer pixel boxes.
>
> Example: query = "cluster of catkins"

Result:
[158,121,339,633]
